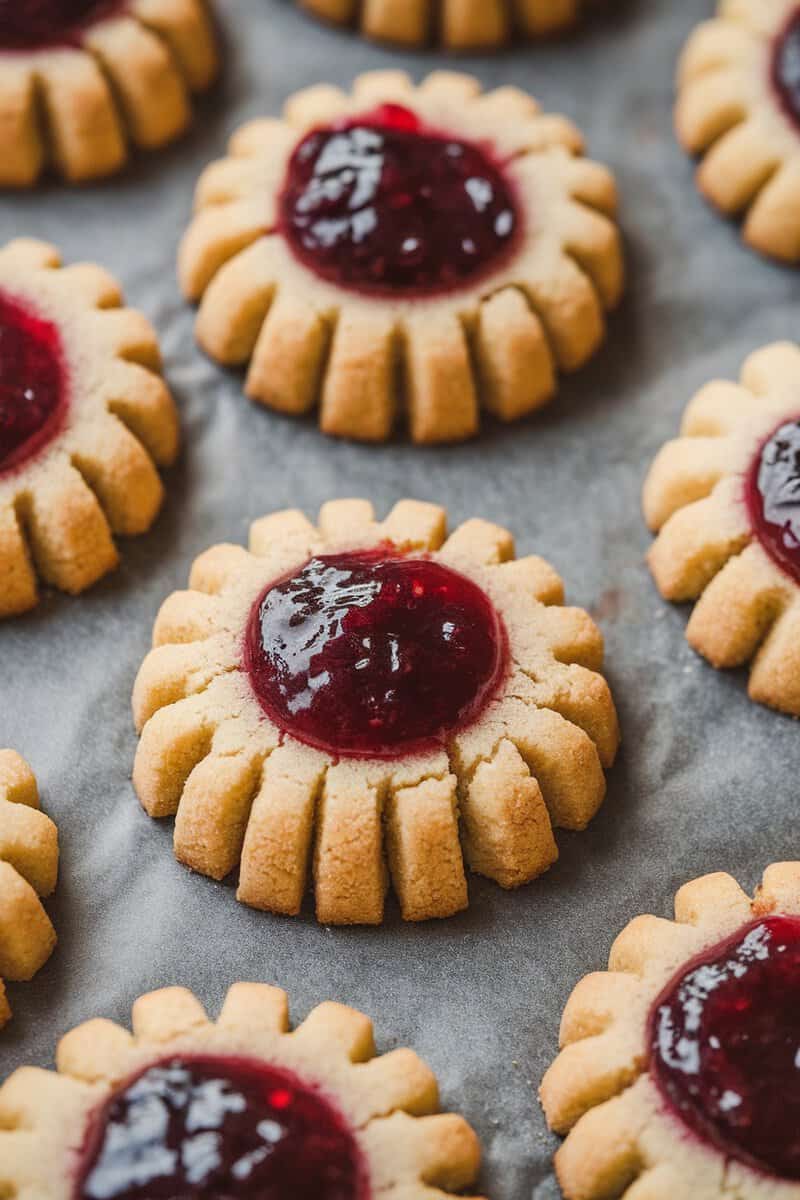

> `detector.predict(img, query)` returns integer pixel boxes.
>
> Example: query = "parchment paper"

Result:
[2,2,799,1195]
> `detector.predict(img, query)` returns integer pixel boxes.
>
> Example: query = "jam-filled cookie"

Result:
[541,863,800,1199]
[644,341,800,717]
[132,499,619,925]
[0,239,179,618]
[179,71,623,444]
[0,982,484,1198]
[0,0,218,186]
[676,0,800,263]
[297,0,589,48]
[0,750,59,1030]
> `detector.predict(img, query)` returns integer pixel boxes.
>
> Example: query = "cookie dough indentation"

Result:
[746,416,800,587]
[0,291,67,474]
[278,104,519,297]
[244,548,508,758]
[650,914,800,1181]
[77,1055,367,1199]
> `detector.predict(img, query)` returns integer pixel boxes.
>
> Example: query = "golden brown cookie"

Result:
[0,750,59,1030]
[132,498,619,925]
[643,341,800,717]
[179,70,623,444]
[0,238,180,618]
[0,982,484,1198]
[541,863,800,1199]
[675,0,800,263]
[0,0,218,186]
[298,0,589,47]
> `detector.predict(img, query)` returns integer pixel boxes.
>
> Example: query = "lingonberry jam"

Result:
[0,292,67,474]
[772,10,800,129]
[75,1056,368,1200]
[244,548,508,758]
[0,0,123,50]
[745,416,800,586]
[649,915,800,1180]
[278,103,519,296]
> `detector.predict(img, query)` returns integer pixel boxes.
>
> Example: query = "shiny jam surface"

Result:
[0,292,67,474]
[244,548,508,758]
[0,0,122,49]
[773,11,800,129]
[278,103,519,296]
[75,1056,368,1200]
[649,915,800,1180]
[745,416,800,586]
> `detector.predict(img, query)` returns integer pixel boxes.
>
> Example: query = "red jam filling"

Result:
[0,292,67,475]
[773,11,800,129]
[74,1056,369,1200]
[244,548,508,759]
[649,915,800,1180]
[0,0,123,50]
[278,103,519,297]
[745,416,800,586]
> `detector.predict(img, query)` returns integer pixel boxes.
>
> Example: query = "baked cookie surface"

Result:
[298,0,589,47]
[0,238,179,618]
[643,341,800,717]
[179,70,623,444]
[0,982,484,1198]
[0,0,218,186]
[0,750,58,1030]
[676,0,800,263]
[132,499,619,925]
[541,863,800,1199]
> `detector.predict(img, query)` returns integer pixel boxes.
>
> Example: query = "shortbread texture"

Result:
[0,983,484,1199]
[676,0,800,263]
[0,750,58,1030]
[540,863,800,1200]
[0,0,218,186]
[643,341,800,717]
[179,70,624,444]
[132,499,619,925]
[298,0,589,47]
[0,239,180,618]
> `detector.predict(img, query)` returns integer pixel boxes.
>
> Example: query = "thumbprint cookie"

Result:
[132,499,619,925]
[0,0,218,186]
[0,750,59,1029]
[677,0,800,263]
[0,239,179,618]
[644,341,800,717]
[542,863,800,1199]
[0,982,484,1199]
[297,0,593,49]
[179,71,623,443]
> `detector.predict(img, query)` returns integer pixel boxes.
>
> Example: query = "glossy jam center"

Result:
[773,12,800,129]
[75,1056,368,1200]
[0,292,66,474]
[745,416,800,586]
[278,103,519,296]
[650,915,800,1180]
[0,0,122,49]
[244,549,508,758]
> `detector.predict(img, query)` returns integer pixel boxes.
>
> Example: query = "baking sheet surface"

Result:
[2,2,799,1195]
